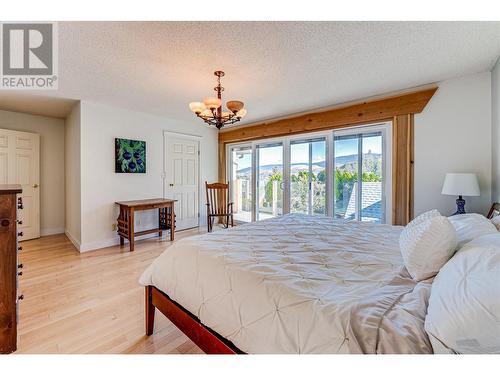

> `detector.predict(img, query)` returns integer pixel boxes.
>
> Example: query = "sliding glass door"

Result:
[290,138,326,215]
[256,143,283,220]
[334,129,385,223]
[229,145,253,222]
[227,122,390,224]
[333,135,359,220]
[361,132,384,222]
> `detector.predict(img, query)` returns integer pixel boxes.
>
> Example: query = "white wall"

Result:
[78,101,218,251]
[65,103,82,246]
[414,72,492,216]
[0,109,65,235]
[491,57,500,203]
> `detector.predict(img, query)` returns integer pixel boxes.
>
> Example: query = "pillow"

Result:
[425,233,500,354]
[491,215,500,231]
[448,213,497,247]
[399,215,457,281]
[405,209,441,230]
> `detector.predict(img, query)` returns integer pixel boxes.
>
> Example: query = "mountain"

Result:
[236,153,381,175]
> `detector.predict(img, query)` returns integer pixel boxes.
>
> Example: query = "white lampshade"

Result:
[226,100,244,113]
[441,173,480,197]
[203,97,222,110]
[189,102,206,114]
[199,109,213,118]
[235,108,247,118]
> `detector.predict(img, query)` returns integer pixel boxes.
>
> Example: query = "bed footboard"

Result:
[144,285,243,354]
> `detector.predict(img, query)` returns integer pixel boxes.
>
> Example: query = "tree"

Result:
[317,170,326,183]
[333,169,381,201]
[361,171,381,182]
[262,168,381,213]
[290,170,311,212]
[291,170,316,183]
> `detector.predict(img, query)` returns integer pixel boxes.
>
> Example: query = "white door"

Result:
[0,129,40,240]
[164,133,199,230]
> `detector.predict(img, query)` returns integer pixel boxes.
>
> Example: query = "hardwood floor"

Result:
[16,230,204,354]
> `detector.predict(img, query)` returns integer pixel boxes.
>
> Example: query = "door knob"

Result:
[169,183,174,187]
[33,183,39,188]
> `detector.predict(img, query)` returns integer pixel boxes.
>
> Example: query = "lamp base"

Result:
[452,195,466,215]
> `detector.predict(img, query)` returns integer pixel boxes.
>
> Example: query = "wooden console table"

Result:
[115,198,176,251]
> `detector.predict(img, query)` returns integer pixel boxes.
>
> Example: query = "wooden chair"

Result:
[487,202,500,219]
[205,181,234,232]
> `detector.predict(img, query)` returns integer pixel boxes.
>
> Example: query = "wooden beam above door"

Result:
[219,87,437,144]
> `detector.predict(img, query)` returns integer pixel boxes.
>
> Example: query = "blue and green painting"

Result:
[115,138,146,173]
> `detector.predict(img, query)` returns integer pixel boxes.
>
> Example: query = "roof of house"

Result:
[344,182,382,222]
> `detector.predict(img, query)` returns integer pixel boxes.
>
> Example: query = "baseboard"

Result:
[78,232,162,253]
[64,230,81,251]
[68,226,201,253]
[41,227,65,236]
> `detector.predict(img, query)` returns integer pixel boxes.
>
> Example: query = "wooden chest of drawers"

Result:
[0,185,23,354]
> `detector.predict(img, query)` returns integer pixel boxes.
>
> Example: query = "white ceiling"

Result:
[0,93,77,118]
[1,22,499,122]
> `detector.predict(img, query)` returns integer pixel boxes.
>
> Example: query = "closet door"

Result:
[0,129,40,240]
[164,134,199,230]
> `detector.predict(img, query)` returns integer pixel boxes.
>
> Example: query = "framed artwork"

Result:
[115,138,146,173]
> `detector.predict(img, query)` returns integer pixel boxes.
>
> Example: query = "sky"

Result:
[233,136,382,170]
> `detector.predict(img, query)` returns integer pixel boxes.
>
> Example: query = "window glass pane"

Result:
[311,140,326,215]
[257,144,283,220]
[290,142,309,214]
[361,133,383,223]
[290,139,326,215]
[230,146,253,222]
[334,137,358,220]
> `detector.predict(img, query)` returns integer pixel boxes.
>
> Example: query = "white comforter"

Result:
[140,214,429,354]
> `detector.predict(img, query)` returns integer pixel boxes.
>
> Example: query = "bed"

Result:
[139,214,433,354]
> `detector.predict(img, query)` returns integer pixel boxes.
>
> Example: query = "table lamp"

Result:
[441,173,480,215]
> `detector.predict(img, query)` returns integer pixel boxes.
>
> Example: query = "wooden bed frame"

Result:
[145,285,244,354]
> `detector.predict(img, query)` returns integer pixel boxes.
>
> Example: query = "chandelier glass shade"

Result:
[189,71,246,129]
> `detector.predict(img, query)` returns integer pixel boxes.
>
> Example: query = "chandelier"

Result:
[189,71,246,130]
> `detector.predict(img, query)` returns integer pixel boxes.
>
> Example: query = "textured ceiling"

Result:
[2,22,500,123]
[0,93,77,119]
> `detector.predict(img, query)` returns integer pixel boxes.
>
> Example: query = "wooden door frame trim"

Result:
[392,114,414,225]
[218,87,436,225]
